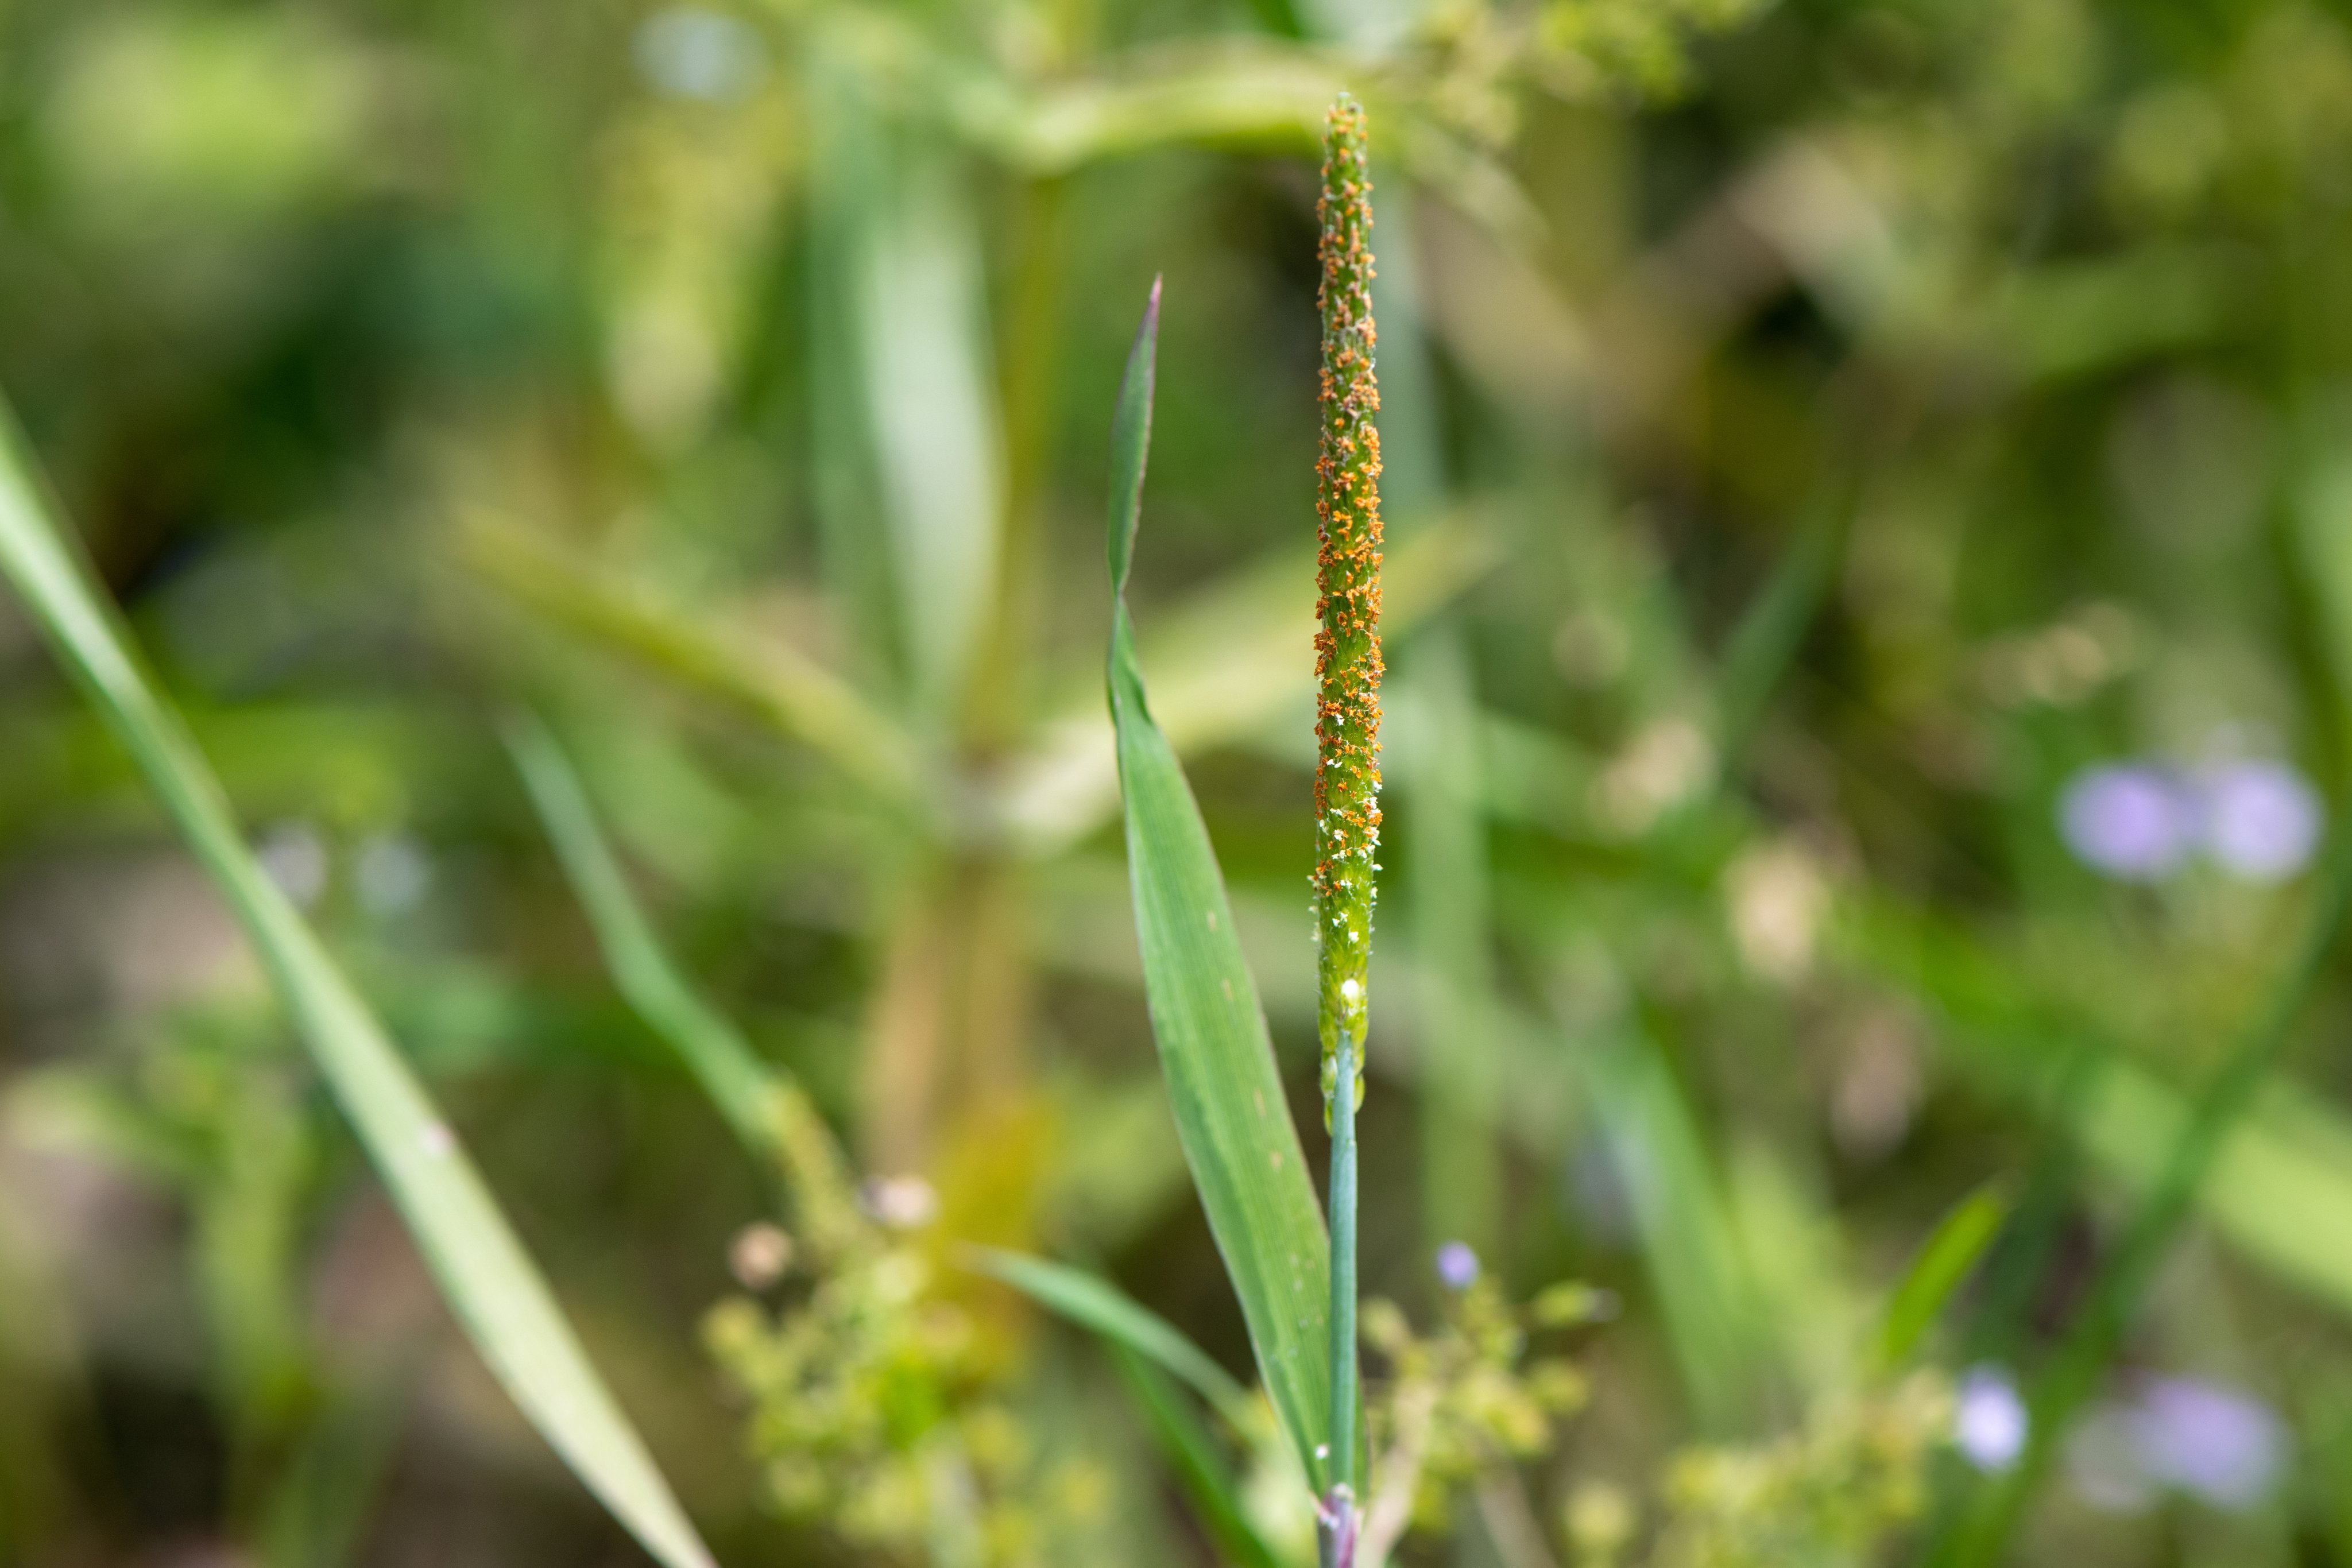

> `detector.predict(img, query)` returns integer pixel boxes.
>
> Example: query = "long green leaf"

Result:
[1575,1026,1770,1432]
[970,1249,1289,1567]
[1112,1346,1288,1568]
[506,710,864,1261]
[0,406,718,1568]
[1105,280,1341,1489]
[502,711,780,1152]
[1713,481,1850,766]
[465,518,922,812]
[967,1248,1254,1426]
[1874,1180,2010,1371]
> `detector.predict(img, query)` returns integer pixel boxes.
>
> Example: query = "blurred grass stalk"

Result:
[504,707,870,1261]
[0,404,720,1568]
[504,713,791,1154]
[808,57,1048,1180]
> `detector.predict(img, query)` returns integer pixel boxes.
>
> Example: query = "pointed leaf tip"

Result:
[1098,271,1337,1485]
[1106,281,1160,602]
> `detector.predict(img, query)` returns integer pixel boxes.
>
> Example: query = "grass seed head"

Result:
[1314,92,1382,1111]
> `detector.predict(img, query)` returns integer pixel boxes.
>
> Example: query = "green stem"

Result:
[1322,1029,1360,1566]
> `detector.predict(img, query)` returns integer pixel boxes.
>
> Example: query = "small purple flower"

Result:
[2060,765,2195,880]
[1955,1365,2029,1472]
[2127,1375,2286,1509]
[2198,761,2322,883]
[1434,1241,1480,1291]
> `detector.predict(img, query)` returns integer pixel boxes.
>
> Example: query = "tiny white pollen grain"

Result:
[419,1122,455,1160]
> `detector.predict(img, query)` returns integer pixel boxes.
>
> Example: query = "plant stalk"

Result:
[1320,1028,1360,1568]
[1313,88,1378,1564]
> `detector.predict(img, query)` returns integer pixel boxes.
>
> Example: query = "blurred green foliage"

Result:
[9,0,2352,1563]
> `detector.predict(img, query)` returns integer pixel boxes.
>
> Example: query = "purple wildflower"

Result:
[2067,1376,2288,1514]
[1955,1365,2029,1472]
[2059,765,2195,880]
[2198,760,2322,883]
[2127,1375,2287,1509]
[1434,1241,1480,1291]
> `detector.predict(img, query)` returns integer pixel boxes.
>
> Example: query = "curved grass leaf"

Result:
[466,519,922,813]
[502,711,779,1151]
[505,711,864,1260]
[1112,1346,1288,1568]
[1713,481,1850,766]
[0,408,718,1568]
[1874,1180,2010,1371]
[966,1246,1254,1426]
[1575,1026,1769,1432]
[1105,280,1342,1489]
[969,1248,1287,1567]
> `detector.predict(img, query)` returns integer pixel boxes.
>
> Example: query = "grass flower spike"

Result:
[1315,90,1380,1568]
[1314,92,1384,1121]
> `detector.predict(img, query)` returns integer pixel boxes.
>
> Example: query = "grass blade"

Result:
[1112,1346,1289,1568]
[1395,634,1502,1256]
[966,1248,1254,1426]
[1105,280,1341,1489]
[465,518,922,812]
[503,711,779,1151]
[854,144,1005,714]
[0,408,718,1568]
[1713,481,1850,766]
[1874,1180,2011,1372]
[1576,1026,1770,1431]
[506,710,863,1257]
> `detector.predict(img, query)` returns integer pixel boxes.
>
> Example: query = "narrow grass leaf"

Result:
[0,408,718,1568]
[1396,634,1503,1256]
[856,144,1005,714]
[1112,1346,1287,1568]
[1576,1027,1770,1431]
[1713,482,1849,766]
[1874,1180,2011,1370]
[466,519,922,811]
[1105,281,1340,1489]
[503,710,779,1153]
[967,1247,1254,1426]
